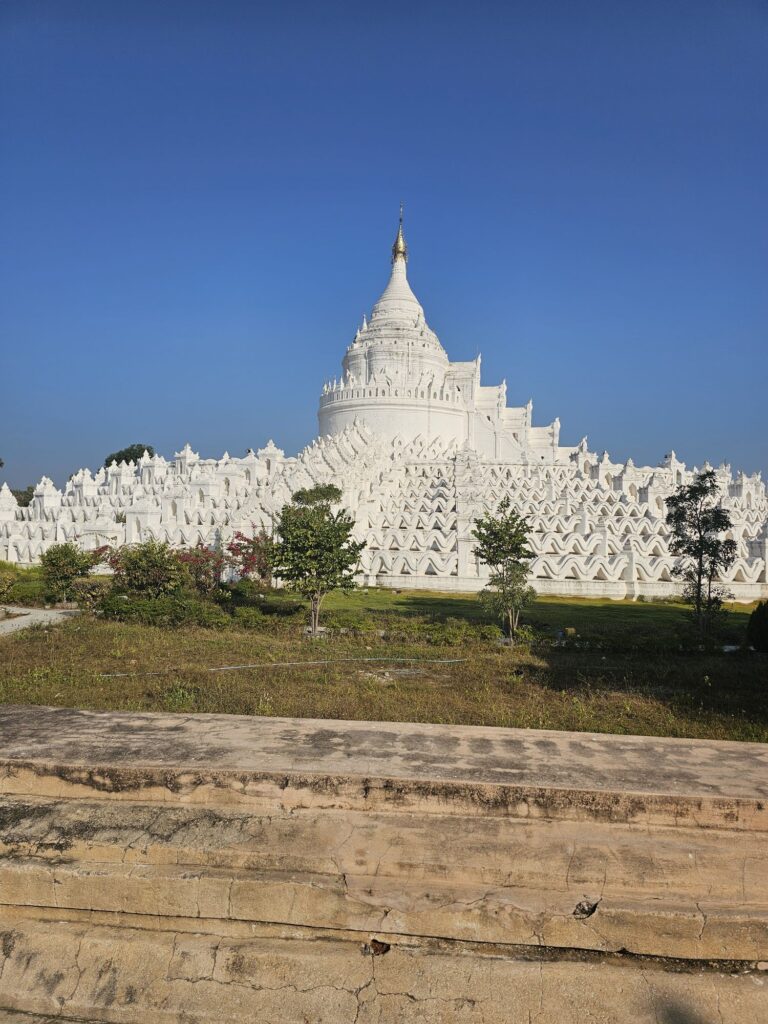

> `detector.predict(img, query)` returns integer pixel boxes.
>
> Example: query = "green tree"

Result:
[108,539,187,598]
[11,486,34,507]
[104,444,155,468]
[272,484,365,635]
[746,600,768,653]
[40,542,101,601]
[472,497,536,641]
[292,484,343,506]
[665,469,737,638]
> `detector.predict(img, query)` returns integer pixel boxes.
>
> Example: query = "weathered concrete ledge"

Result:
[1,705,767,828]
[0,705,766,1022]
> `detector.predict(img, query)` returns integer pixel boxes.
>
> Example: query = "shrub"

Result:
[100,594,230,629]
[108,540,187,598]
[227,578,267,605]
[510,623,540,649]
[70,576,112,611]
[231,606,267,629]
[227,528,274,587]
[746,601,768,653]
[0,571,14,604]
[40,543,100,600]
[177,543,226,597]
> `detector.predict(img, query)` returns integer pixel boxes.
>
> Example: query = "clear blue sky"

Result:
[1,0,766,488]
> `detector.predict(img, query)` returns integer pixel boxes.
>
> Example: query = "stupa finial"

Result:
[391,202,407,264]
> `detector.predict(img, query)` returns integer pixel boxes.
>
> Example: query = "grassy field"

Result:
[1,587,765,741]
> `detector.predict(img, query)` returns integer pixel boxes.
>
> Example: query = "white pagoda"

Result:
[2,217,766,600]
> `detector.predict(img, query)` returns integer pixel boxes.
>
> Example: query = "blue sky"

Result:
[1,0,766,488]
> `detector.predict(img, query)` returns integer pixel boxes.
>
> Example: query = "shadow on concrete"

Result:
[658,998,710,1024]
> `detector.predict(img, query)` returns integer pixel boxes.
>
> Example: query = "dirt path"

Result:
[0,606,79,637]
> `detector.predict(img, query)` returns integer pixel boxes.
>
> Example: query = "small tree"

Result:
[108,539,187,598]
[40,542,100,601]
[665,469,737,638]
[473,497,536,641]
[746,600,768,653]
[104,444,155,468]
[272,484,365,635]
[227,526,274,588]
[177,543,226,597]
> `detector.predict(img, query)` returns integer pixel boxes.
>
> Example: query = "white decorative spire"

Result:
[371,207,425,320]
[0,482,18,508]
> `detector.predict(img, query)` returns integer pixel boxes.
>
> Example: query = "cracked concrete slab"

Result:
[0,917,766,1023]
[0,706,766,1021]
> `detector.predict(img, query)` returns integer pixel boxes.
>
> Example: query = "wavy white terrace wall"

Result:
[1,424,765,600]
[2,220,766,599]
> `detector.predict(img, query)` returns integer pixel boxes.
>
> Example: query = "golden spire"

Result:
[391,202,408,264]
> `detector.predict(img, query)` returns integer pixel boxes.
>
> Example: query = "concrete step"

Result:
[0,913,766,1024]
[2,707,767,1021]
[2,855,766,960]
[2,797,766,903]
[2,707,766,830]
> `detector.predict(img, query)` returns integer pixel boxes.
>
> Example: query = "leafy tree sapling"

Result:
[272,484,365,636]
[472,496,536,642]
[665,469,737,638]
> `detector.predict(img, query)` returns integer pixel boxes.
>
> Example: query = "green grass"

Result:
[0,561,47,606]
[325,588,752,646]
[0,587,765,742]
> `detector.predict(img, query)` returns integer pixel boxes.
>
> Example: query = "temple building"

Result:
[1,218,766,600]
[319,214,563,462]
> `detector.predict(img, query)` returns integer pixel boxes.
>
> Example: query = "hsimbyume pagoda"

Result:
[2,215,766,599]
